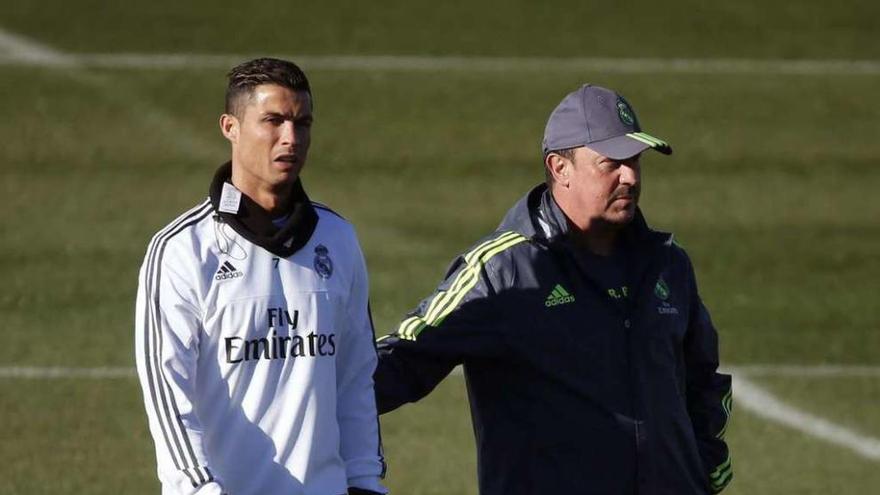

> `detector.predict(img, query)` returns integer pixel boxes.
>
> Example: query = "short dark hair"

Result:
[225,58,312,117]
[544,147,578,184]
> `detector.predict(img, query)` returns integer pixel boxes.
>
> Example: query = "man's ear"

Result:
[219,114,239,144]
[545,152,571,187]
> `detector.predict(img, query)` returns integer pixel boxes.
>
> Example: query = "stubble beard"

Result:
[604,187,639,225]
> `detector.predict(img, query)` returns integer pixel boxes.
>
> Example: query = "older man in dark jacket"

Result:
[374,84,732,495]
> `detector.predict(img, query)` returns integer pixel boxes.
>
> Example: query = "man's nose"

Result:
[280,121,296,145]
[619,164,640,185]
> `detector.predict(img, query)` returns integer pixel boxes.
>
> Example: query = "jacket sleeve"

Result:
[134,240,224,494]
[683,256,733,494]
[335,239,387,493]
[374,231,527,413]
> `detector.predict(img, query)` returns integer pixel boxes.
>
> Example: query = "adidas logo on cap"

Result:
[215,261,244,281]
[545,284,575,307]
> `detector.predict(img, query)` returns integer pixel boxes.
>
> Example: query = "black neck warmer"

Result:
[209,162,318,257]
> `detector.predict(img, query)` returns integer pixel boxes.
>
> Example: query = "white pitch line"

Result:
[0,366,135,379]
[450,364,880,377]
[730,364,880,378]
[455,364,880,462]
[3,363,879,380]
[5,365,880,462]
[0,27,74,66]
[3,363,880,463]
[0,26,221,163]
[5,363,877,378]
[0,51,879,76]
[733,374,880,461]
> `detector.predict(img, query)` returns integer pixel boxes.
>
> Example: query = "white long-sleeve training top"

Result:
[135,192,386,495]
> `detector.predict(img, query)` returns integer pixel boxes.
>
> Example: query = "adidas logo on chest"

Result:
[545,284,575,307]
[215,261,244,281]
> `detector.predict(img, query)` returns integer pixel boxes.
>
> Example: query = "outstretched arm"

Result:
[375,231,527,413]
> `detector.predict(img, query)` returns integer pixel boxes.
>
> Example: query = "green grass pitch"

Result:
[1,1,879,493]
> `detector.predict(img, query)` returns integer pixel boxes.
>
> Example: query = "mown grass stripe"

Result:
[730,365,880,377]
[4,52,880,76]
[0,366,135,378]
[5,363,879,377]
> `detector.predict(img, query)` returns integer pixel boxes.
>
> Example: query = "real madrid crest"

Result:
[314,244,333,279]
[616,97,636,126]
[654,275,679,315]
[654,275,670,300]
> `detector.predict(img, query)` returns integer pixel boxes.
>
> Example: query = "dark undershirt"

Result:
[574,245,632,309]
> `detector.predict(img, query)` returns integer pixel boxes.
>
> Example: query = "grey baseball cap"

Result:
[542,84,672,160]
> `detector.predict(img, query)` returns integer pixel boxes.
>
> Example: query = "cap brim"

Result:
[586,132,673,160]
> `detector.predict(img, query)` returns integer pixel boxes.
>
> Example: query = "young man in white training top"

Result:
[135,57,386,495]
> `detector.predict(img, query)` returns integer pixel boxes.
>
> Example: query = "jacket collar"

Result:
[209,162,318,257]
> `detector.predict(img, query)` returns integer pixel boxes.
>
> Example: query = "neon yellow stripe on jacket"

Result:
[710,454,733,493]
[396,232,527,341]
[396,232,520,339]
[716,388,733,440]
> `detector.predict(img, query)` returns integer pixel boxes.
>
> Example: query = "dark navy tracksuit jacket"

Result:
[375,184,732,495]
